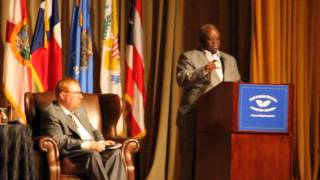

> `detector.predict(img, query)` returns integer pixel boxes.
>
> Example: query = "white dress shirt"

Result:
[59,103,96,149]
[204,50,223,81]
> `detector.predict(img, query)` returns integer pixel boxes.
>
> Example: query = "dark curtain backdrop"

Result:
[140,0,251,179]
[183,0,251,81]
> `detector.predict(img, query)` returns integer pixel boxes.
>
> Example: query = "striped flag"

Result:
[125,0,146,138]
[3,0,32,123]
[67,0,94,93]
[31,0,62,92]
[100,0,125,135]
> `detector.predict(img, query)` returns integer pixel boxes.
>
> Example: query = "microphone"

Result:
[211,50,221,69]
[0,108,8,124]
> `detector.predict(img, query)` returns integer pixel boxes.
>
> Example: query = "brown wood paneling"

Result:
[195,83,293,180]
[231,134,292,180]
[196,132,231,180]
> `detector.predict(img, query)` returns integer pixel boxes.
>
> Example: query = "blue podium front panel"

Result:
[238,84,289,133]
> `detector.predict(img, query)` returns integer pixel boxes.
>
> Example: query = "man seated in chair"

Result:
[40,77,126,180]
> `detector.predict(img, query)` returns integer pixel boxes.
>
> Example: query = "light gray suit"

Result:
[176,49,240,180]
[41,101,126,180]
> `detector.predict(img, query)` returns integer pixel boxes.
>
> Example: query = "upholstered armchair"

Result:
[25,92,140,180]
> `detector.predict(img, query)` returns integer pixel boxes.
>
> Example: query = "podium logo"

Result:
[249,95,278,117]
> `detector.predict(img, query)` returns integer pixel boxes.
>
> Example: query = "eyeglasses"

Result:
[62,91,82,95]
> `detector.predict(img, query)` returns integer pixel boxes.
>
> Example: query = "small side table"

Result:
[0,123,36,180]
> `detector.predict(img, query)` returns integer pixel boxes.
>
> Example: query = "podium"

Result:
[195,82,292,180]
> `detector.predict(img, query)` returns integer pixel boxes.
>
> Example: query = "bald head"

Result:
[199,24,221,53]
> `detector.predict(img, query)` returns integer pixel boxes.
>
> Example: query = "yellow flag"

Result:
[100,0,125,136]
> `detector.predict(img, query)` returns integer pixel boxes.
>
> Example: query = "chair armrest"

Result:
[34,136,61,180]
[106,136,140,180]
[121,138,140,180]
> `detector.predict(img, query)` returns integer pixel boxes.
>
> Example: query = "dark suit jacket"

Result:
[40,101,104,157]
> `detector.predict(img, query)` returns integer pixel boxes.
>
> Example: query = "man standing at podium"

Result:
[176,24,241,180]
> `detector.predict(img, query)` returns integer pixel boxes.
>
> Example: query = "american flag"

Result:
[125,0,146,138]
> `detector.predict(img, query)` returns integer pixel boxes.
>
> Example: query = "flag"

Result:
[67,0,94,93]
[100,0,125,136]
[3,0,32,123]
[125,0,146,138]
[31,0,62,92]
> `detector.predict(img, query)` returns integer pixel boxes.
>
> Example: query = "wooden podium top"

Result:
[197,82,292,134]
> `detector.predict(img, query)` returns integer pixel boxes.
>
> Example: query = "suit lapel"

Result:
[73,109,95,138]
[197,50,209,67]
[196,50,221,85]
[65,115,81,136]
[53,102,81,137]
[198,50,224,75]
